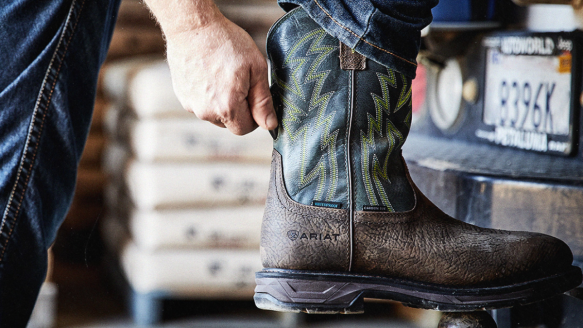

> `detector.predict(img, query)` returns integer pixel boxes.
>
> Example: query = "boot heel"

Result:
[254,270,365,314]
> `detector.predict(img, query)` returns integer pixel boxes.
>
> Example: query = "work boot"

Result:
[255,7,581,313]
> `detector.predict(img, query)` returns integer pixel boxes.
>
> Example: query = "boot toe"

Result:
[512,232,574,281]
[533,233,573,274]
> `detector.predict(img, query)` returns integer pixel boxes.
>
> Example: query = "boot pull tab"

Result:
[339,42,366,71]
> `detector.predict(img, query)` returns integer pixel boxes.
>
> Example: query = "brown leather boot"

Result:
[254,7,581,313]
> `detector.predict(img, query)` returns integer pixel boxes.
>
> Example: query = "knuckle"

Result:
[230,128,246,136]
[256,59,268,74]
[229,124,253,136]
[217,105,236,122]
[195,109,214,122]
[253,95,273,111]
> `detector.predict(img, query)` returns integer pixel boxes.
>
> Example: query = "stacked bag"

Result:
[101,56,274,324]
[88,0,283,324]
[95,0,282,324]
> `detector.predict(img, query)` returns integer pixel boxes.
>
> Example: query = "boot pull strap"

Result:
[339,42,366,70]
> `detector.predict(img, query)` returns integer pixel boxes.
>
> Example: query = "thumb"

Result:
[248,64,277,131]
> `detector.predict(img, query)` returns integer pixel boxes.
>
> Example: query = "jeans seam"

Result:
[312,0,417,67]
[0,0,87,262]
[358,8,376,50]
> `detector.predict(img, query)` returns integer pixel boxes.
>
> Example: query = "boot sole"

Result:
[254,266,582,313]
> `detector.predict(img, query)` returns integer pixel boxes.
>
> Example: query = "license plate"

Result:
[479,33,575,155]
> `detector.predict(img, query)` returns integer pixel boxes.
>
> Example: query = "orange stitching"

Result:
[312,0,417,67]
[0,0,87,262]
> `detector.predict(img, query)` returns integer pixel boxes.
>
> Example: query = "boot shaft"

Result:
[268,7,415,213]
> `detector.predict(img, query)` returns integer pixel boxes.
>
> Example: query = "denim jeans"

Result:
[0,0,432,325]
[0,0,121,325]
[278,0,438,78]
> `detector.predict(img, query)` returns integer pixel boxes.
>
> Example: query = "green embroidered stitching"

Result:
[373,119,404,210]
[275,29,328,100]
[304,31,339,201]
[394,74,412,114]
[360,70,396,207]
[276,28,340,202]
[278,96,327,200]
[360,70,406,211]
[404,107,412,129]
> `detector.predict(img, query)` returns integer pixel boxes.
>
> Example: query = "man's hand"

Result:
[145,0,277,135]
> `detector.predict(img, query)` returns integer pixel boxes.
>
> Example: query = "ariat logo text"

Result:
[287,230,340,242]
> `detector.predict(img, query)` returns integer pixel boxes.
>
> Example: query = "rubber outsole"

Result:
[254,266,582,313]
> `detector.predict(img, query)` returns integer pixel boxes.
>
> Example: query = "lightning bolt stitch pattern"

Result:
[271,28,349,205]
[354,67,414,212]
[360,70,413,211]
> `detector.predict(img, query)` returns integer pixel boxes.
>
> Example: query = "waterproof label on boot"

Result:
[311,201,343,209]
[363,205,388,212]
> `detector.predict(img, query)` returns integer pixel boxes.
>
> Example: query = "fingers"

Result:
[169,19,275,136]
[247,55,278,130]
[222,100,258,136]
[248,64,277,131]
[197,102,257,135]
[221,77,275,135]
[217,57,276,134]
[198,59,275,135]
[209,121,226,129]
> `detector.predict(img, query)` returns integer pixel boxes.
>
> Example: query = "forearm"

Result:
[143,0,224,37]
